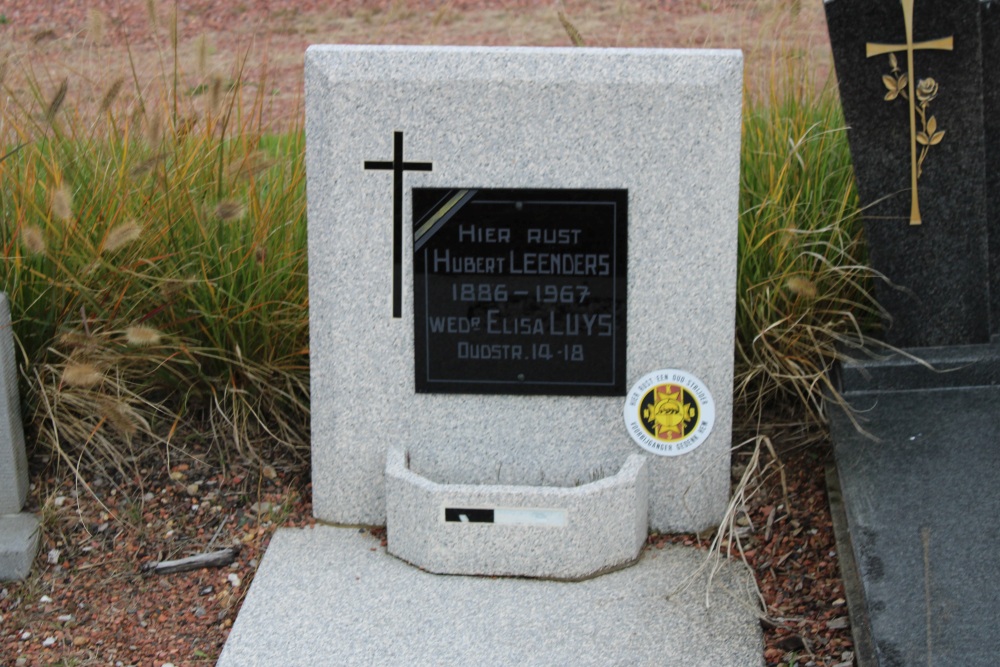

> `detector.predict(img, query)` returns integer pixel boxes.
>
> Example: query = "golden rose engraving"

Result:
[882,55,945,180]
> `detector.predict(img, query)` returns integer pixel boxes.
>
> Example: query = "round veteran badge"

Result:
[623,369,715,457]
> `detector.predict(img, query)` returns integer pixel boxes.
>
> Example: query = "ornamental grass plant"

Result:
[0,10,309,477]
[735,55,877,426]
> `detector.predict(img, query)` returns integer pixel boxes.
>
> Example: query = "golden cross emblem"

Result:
[866,0,953,225]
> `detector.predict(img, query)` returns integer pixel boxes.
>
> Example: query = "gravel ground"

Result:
[1,2,850,665]
[1,433,854,666]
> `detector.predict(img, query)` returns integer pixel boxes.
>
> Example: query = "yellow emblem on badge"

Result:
[640,384,699,442]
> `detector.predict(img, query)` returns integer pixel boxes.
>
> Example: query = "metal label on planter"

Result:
[413,188,628,395]
[623,369,715,456]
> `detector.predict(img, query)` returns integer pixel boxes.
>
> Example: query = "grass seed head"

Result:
[100,78,124,112]
[46,79,68,123]
[50,184,73,222]
[58,331,101,352]
[197,34,211,75]
[209,76,223,113]
[130,153,164,177]
[146,0,157,30]
[87,9,106,43]
[101,399,140,437]
[145,111,163,148]
[21,226,46,255]
[558,11,585,47]
[124,325,163,347]
[215,199,245,222]
[785,276,819,299]
[62,363,103,388]
[32,30,57,45]
[227,151,276,182]
[169,5,178,50]
[104,221,142,252]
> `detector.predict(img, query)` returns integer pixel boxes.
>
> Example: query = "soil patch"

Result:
[1,0,833,129]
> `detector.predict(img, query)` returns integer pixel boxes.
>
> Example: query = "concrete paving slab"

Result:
[830,385,1000,666]
[219,525,763,666]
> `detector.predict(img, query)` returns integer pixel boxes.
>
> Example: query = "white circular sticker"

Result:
[623,369,715,457]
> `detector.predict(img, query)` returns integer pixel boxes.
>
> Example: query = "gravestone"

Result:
[306,45,741,537]
[0,293,39,581]
[220,45,764,665]
[827,0,991,348]
[825,1,1000,664]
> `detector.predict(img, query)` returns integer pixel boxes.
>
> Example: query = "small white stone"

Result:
[57,614,73,622]
[227,573,241,588]
[47,549,60,564]
[827,616,850,630]
[42,636,56,647]
[20,630,31,640]
[53,495,67,507]
[39,595,53,603]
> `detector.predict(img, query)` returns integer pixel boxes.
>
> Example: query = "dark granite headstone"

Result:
[826,0,991,347]
[982,2,1000,338]
[829,380,1000,666]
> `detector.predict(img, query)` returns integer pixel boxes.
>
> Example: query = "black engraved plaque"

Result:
[413,188,627,395]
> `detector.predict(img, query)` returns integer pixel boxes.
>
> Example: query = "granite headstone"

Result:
[305,45,743,535]
[0,292,39,581]
[826,0,991,347]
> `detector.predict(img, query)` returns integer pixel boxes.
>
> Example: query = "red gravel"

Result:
[1,436,853,666]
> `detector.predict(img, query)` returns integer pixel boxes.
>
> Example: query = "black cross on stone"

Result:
[365,131,433,318]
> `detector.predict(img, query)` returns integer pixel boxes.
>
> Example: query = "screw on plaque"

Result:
[517,373,526,381]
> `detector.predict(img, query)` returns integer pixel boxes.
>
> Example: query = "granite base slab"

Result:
[219,525,763,666]
[0,513,40,581]
[837,340,1000,393]
[829,385,1000,666]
